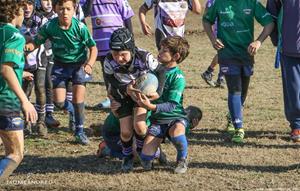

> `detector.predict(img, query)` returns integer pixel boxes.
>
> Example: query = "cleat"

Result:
[215,77,226,88]
[96,141,111,157]
[226,122,235,136]
[290,129,300,142]
[45,113,60,128]
[174,159,188,174]
[36,122,48,138]
[74,131,89,145]
[140,159,153,171]
[201,71,215,87]
[226,113,235,135]
[231,128,245,143]
[121,155,134,173]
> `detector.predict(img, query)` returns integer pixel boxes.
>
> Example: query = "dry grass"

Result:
[1,0,300,190]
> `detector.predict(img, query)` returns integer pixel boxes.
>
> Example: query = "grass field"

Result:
[1,0,300,190]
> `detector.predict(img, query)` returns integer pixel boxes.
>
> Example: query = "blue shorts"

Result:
[148,118,189,139]
[220,64,253,77]
[51,62,91,89]
[0,115,24,131]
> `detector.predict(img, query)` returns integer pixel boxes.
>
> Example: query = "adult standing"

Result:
[267,0,300,142]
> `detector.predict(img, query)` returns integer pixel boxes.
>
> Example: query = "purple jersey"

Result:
[90,0,134,57]
[205,0,217,36]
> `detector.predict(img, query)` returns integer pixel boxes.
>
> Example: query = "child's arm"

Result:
[248,22,274,56]
[124,18,133,33]
[136,93,177,113]
[137,74,185,113]
[1,63,37,122]
[84,45,97,75]
[190,0,202,14]
[139,3,152,36]
[203,21,224,50]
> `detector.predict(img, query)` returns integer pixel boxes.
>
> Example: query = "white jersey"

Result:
[144,0,193,37]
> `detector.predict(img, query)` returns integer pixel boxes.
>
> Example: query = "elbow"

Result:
[91,45,98,53]
[139,5,147,16]
[0,64,11,79]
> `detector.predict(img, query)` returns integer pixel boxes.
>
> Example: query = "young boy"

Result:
[203,0,274,143]
[21,0,48,137]
[0,0,37,181]
[84,0,134,109]
[38,0,75,130]
[25,0,97,145]
[103,27,166,172]
[138,0,201,50]
[38,0,60,128]
[136,36,190,174]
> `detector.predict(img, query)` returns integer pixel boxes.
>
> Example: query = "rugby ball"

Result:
[134,73,158,95]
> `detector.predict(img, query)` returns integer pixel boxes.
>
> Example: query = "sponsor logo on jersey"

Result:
[243,9,252,15]
[176,74,184,79]
[221,66,229,74]
[220,21,234,27]
[95,18,102,26]
[220,6,234,20]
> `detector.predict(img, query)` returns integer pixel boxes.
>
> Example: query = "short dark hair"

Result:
[0,0,25,23]
[185,105,202,129]
[160,36,190,64]
[52,0,76,7]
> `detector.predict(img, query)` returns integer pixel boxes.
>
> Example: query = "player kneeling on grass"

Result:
[25,0,97,145]
[0,1,37,182]
[97,105,202,162]
[103,28,166,172]
[136,36,190,174]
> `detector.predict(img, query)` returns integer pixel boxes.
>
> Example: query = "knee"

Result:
[134,122,147,136]
[228,86,241,95]
[121,129,132,141]
[54,102,65,110]
[7,151,23,164]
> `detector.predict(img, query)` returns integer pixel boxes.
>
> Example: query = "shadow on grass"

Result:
[86,81,105,86]
[13,155,173,175]
[189,161,300,173]
[188,129,300,149]
[15,155,122,175]
[47,127,72,134]
[85,105,111,112]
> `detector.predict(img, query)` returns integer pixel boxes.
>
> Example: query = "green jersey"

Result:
[0,24,25,115]
[203,0,273,65]
[151,67,187,124]
[34,17,96,64]
[104,112,151,135]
